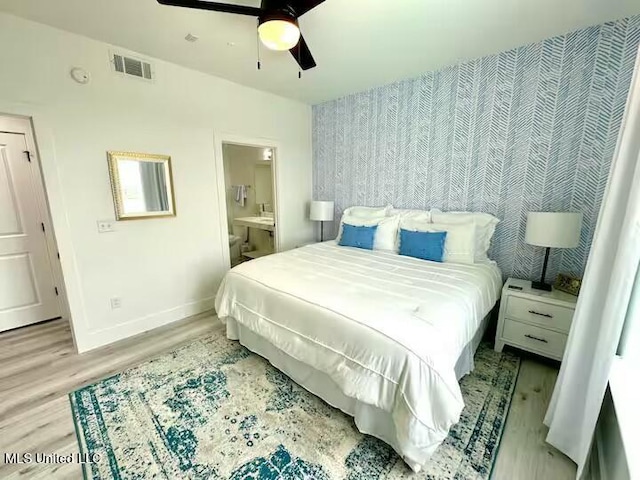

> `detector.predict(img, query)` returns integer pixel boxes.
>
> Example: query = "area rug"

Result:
[70,334,520,480]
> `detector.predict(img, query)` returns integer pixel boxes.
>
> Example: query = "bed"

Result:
[214,241,503,471]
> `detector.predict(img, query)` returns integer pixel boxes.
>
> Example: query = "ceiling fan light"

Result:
[258,19,300,51]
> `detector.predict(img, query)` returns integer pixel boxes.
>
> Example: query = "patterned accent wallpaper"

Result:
[313,16,640,281]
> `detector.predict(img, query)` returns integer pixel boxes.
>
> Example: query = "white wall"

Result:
[0,13,313,352]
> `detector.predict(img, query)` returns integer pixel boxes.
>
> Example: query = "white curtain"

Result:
[544,46,640,476]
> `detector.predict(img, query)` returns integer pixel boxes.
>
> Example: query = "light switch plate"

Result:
[97,220,115,233]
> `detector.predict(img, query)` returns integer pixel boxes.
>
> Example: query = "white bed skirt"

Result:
[223,313,491,472]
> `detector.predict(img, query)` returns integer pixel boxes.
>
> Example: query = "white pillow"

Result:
[430,210,499,262]
[400,220,476,264]
[341,213,400,252]
[389,208,431,223]
[423,222,476,264]
[336,205,393,245]
[398,210,432,231]
[344,205,392,218]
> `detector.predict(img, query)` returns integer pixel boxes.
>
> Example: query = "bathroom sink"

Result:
[234,216,275,232]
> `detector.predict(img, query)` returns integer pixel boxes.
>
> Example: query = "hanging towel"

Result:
[234,185,247,207]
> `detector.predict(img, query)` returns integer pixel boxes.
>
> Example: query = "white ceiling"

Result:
[1,0,639,104]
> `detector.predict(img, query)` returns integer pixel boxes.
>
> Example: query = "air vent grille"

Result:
[110,51,153,81]
[124,57,143,77]
[113,54,125,73]
[142,62,152,80]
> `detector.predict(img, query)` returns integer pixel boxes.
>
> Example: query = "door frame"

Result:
[213,132,282,271]
[0,114,71,334]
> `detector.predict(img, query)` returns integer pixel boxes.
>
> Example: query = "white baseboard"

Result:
[75,296,216,353]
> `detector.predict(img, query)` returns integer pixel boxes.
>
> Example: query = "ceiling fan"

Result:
[156,0,326,71]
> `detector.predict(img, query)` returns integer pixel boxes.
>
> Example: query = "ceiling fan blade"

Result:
[295,0,326,16]
[289,34,316,70]
[157,0,263,16]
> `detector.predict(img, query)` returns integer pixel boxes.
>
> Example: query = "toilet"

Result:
[229,234,241,264]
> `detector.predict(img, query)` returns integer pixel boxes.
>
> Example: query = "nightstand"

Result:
[495,278,578,361]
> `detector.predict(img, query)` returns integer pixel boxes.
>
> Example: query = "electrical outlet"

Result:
[110,297,122,309]
[97,220,115,233]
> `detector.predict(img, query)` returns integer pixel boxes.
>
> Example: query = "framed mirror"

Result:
[107,151,176,220]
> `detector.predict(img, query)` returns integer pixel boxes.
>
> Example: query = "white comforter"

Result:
[215,242,502,467]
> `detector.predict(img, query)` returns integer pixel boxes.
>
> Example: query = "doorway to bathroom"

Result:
[221,143,277,267]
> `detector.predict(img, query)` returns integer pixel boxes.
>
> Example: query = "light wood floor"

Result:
[0,314,576,479]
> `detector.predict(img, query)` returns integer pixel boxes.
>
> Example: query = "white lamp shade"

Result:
[310,201,334,222]
[525,212,582,248]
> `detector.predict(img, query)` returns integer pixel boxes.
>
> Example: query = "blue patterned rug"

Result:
[70,334,520,479]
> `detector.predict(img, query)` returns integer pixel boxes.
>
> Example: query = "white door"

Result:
[0,131,60,331]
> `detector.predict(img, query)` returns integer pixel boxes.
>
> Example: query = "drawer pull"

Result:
[528,310,553,318]
[525,334,548,343]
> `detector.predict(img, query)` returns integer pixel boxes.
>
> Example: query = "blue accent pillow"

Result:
[338,224,378,250]
[399,229,447,262]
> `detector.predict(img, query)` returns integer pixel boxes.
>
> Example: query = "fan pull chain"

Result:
[298,36,302,79]
[256,19,261,70]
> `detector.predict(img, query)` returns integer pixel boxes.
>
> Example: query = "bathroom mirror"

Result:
[254,163,273,207]
[107,151,176,220]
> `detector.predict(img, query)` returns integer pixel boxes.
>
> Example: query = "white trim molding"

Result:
[212,131,283,271]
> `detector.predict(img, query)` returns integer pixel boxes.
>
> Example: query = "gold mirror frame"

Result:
[107,151,176,220]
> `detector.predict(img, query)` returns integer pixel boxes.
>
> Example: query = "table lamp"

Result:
[310,201,334,242]
[525,212,582,291]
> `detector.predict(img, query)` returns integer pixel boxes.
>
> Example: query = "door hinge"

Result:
[54,287,59,296]
[41,222,45,232]
[24,150,32,162]
[57,252,60,260]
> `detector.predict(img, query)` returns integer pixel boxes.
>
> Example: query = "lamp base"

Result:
[531,280,552,292]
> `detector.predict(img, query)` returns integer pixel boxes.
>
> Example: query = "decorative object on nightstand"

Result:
[525,212,582,291]
[495,278,578,361]
[310,200,334,242]
[554,273,582,296]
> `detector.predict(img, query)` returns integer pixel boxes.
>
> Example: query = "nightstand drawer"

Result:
[503,319,568,359]
[506,296,573,332]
